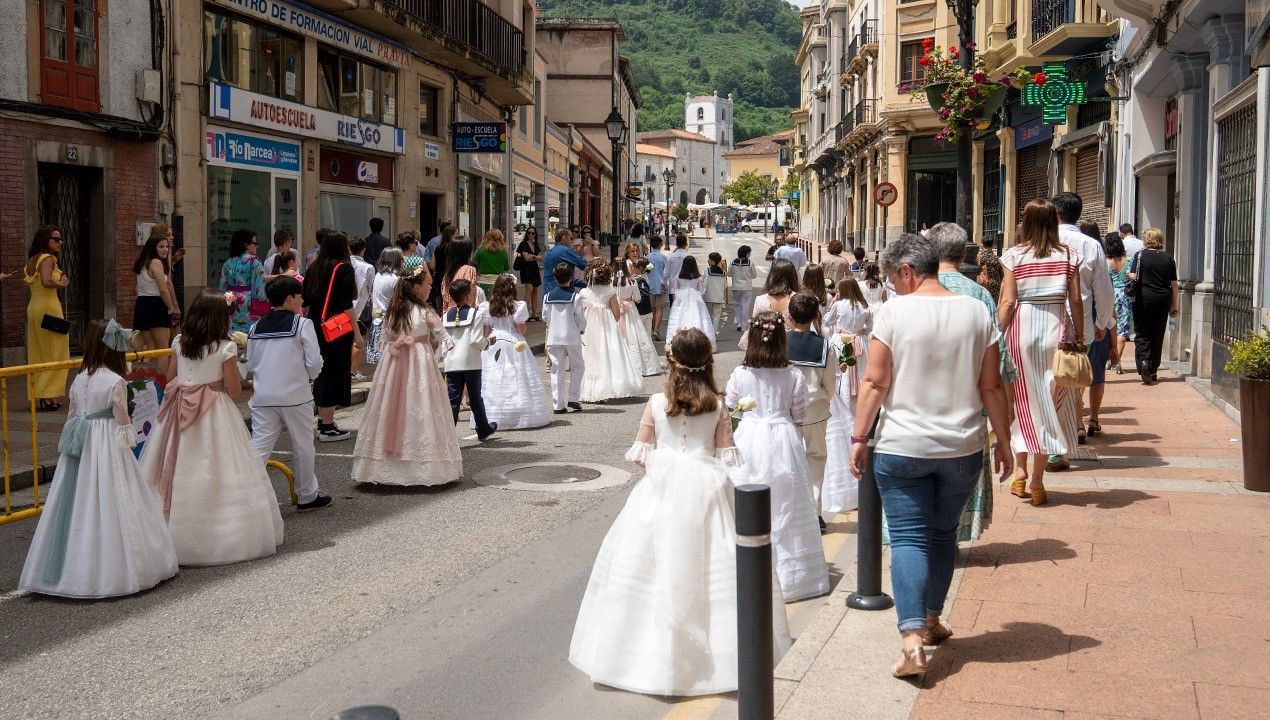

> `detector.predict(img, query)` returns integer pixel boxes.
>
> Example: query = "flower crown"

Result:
[749,314,784,343]
[401,265,429,281]
[665,336,709,373]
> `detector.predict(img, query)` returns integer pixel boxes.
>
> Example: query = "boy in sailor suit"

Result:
[543,262,588,414]
[787,292,837,530]
[730,245,756,331]
[442,279,498,441]
[246,276,330,511]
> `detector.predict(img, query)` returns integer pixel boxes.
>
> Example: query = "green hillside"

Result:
[539,0,801,141]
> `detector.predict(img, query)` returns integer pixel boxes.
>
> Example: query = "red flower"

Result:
[965,40,978,50]
[973,71,988,84]
[920,56,930,66]
[922,37,934,51]
[949,45,960,58]
[1034,72,1048,85]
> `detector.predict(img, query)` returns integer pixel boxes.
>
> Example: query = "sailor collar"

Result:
[444,306,478,327]
[787,330,830,368]
[249,311,301,340]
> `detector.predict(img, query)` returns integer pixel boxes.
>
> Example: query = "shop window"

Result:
[318,48,397,125]
[204,9,304,104]
[419,82,440,136]
[899,39,928,86]
[41,0,99,111]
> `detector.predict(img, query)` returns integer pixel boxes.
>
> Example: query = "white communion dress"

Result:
[578,285,644,401]
[20,369,178,598]
[726,365,830,602]
[569,393,792,696]
[665,277,717,347]
[616,280,662,376]
[822,300,873,514]
[138,339,284,566]
[476,300,551,429]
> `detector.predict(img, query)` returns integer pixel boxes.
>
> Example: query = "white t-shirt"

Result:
[870,293,1001,458]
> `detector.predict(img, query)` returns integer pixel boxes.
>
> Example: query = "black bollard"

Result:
[847,438,894,611]
[736,484,775,720]
[331,706,399,720]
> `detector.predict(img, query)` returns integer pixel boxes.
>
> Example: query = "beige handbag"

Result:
[1051,247,1092,389]
[1052,341,1093,388]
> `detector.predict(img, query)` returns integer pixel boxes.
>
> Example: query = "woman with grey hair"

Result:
[849,233,1012,678]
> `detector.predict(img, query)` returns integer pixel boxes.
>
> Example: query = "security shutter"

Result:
[1016,144,1051,218]
[1075,146,1108,234]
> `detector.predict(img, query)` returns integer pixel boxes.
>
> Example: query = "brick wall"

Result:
[0,116,158,357]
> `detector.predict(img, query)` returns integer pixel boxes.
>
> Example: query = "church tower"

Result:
[684,92,735,149]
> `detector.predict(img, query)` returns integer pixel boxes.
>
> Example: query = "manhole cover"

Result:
[505,465,602,484]
[472,462,631,493]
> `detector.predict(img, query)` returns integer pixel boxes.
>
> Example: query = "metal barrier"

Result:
[1,349,297,525]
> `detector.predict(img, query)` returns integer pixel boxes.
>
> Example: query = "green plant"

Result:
[672,202,690,221]
[901,39,1019,143]
[721,170,771,206]
[1225,327,1270,380]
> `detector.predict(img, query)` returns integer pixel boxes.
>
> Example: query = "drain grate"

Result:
[472,462,631,493]
[505,465,602,484]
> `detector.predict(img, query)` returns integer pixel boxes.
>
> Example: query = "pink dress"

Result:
[442,265,479,313]
[352,306,463,486]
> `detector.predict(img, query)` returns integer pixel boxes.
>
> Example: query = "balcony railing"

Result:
[858,19,878,50]
[1032,0,1074,41]
[388,0,525,77]
[835,115,851,143]
[1006,21,1017,39]
[853,99,875,127]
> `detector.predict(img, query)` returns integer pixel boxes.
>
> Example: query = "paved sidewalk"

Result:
[776,364,1268,720]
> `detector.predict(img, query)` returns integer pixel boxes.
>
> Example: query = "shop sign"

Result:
[424,142,441,160]
[452,122,508,153]
[320,146,394,191]
[1015,117,1055,150]
[207,0,410,69]
[205,125,301,172]
[210,81,405,155]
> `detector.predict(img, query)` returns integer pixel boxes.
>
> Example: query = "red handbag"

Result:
[318,262,354,342]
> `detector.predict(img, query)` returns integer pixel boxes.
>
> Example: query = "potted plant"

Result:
[900,39,1013,142]
[1225,327,1270,491]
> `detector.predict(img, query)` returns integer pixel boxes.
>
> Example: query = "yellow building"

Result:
[722,130,796,184]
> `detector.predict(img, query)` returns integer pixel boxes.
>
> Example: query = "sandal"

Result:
[1087,420,1102,436]
[1077,426,1087,445]
[36,400,62,412]
[1009,477,1029,498]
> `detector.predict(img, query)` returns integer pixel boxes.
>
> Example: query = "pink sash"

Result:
[152,378,226,519]
[381,334,420,458]
[844,334,865,399]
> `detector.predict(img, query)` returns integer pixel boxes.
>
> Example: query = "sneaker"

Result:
[554,408,569,415]
[477,422,498,442]
[567,402,582,411]
[297,495,332,512]
[351,372,370,382]
[317,424,351,442]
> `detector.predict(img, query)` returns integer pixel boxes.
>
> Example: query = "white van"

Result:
[740,205,792,233]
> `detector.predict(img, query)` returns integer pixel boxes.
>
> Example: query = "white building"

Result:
[1104,0,1270,409]
[635,142,677,208]
[685,92,736,148]
[636,129,729,206]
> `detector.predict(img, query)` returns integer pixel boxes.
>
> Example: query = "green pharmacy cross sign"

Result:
[1023,62,1087,124]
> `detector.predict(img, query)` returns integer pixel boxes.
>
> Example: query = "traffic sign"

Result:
[874,181,898,207]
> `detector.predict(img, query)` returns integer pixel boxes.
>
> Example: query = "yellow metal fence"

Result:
[0,349,295,526]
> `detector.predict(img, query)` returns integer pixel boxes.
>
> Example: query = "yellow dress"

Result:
[24,254,70,400]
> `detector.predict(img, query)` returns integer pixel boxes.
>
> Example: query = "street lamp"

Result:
[662,167,676,239]
[947,0,981,276]
[765,175,781,237]
[605,105,628,260]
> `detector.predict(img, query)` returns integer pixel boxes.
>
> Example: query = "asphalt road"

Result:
[0,233,858,720]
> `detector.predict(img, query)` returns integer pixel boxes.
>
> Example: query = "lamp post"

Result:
[662,167,676,239]
[948,0,981,275]
[605,105,628,261]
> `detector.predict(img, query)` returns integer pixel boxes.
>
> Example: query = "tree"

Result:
[672,202,690,221]
[721,170,774,207]
[780,173,800,209]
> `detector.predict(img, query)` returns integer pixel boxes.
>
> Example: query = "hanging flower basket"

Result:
[924,83,1007,119]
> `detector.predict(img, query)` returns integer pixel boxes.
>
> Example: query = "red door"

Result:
[40,0,100,112]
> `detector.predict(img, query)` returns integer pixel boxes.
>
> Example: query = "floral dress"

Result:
[218,254,266,334]
[1109,260,1134,338]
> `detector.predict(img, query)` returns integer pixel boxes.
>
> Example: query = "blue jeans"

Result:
[873,451,981,633]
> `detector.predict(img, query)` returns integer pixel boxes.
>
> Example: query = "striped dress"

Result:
[1002,245,1079,455]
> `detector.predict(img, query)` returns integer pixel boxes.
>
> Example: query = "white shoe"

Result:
[351,372,369,382]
